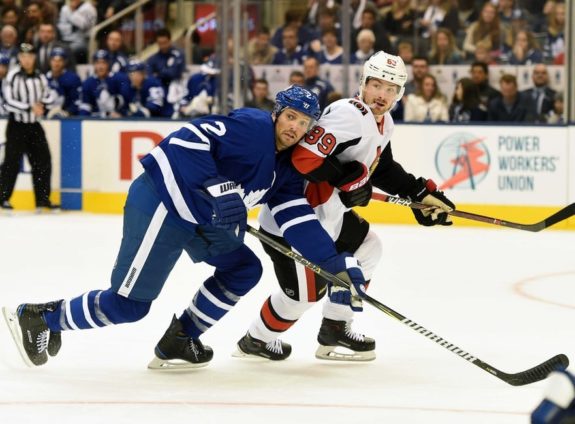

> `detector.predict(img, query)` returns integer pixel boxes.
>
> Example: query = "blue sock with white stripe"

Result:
[179,276,239,339]
[43,289,151,331]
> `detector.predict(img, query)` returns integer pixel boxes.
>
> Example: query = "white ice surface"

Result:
[0,213,573,424]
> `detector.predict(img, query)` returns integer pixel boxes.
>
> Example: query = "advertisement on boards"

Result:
[391,124,568,206]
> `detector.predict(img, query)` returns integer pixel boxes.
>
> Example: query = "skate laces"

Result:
[37,329,49,353]
[266,339,283,354]
[344,322,365,342]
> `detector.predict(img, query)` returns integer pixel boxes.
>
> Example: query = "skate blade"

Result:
[315,344,376,362]
[231,347,273,361]
[147,355,210,371]
[1,307,34,367]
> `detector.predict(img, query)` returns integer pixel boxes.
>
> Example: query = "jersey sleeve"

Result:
[141,120,221,225]
[291,100,364,183]
[266,168,339,265]
[370,143,418,196]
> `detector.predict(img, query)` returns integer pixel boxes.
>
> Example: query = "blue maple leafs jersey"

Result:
[78,72,131,117]
[46,69,82,115]
[126,76,168,117]
[141,107,337,265]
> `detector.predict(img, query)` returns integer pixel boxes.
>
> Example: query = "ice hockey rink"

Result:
[0,212,573,424]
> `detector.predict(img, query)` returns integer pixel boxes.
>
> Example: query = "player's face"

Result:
[94,59,110,78]
[274,108,314,152]
[362,78,399,115]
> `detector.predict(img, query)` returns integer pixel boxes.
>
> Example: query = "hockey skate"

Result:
[315,318,376,362]
[2,301,62,367]
[148,315,213,371]
[234,332,292,361]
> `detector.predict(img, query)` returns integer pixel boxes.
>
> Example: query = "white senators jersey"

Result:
[259,97,395,240]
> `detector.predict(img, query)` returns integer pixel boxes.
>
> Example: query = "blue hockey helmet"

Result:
[126,58,146,73]
[273,85,321,121]
[50,47,68,59]
[92,49,111,62]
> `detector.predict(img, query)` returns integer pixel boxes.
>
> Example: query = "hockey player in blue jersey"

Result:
[177,59,218,118]
[125,58,169,118]
[45,47,82,117]
[78,49,131,118]
[2,85,368,370]
[146,28,185,94]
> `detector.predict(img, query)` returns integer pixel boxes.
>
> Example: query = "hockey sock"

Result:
[179,276,240,339]
[43,290,151,331]
[249,292,314,343]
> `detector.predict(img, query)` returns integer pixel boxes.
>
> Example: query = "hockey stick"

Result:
[247,224,569,386]
[372,193,575,232]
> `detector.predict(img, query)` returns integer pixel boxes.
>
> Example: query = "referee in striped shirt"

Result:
[0,43,58,211]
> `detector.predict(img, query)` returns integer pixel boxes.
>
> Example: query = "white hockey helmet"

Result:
[360,51,408,104]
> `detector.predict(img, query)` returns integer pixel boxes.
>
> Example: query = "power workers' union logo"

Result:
[435,132,490,190]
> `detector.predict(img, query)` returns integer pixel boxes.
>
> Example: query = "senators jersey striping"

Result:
[260,97,390,239]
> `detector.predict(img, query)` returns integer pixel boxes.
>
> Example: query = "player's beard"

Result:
[365,99,390,118]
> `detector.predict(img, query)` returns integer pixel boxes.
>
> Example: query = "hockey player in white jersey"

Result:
[236,51,456,361]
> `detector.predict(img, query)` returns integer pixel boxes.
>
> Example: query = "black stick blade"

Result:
[544,203,575,229]
[504,354,569,386]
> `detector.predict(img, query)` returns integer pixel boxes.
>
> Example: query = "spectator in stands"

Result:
[105,29,128,74]
[0,25,19,67]
[543,1,565,64]
[177,57,218,118]
[272,26,306,65]
[244,78,275,112]
[303,56,334,110]
[351,7,392,54]
[473,41,496,65]
[35,0,58,26]
[488,74,535,122]
[247,26,277,65]
[428,28,463,65]
[546,92,564,124]
[35,23,74,74]
[58,0,97,64]
[382,0,417,41]
[316,28,343,64]
[504,29,543,65]
[419,0,459,41]
[125,59,168,118]
[463,2,509,60]
[404,73,449,122]
[314,6,341,44]
[146,28,185,99]
[470,61,500,109]
[271,9,317,52]
[288,70,305,86]
[404,56,428,96]
[1,6,20,29]
[19,1,43,45]
[448,77,487,122]
[0,54,9,117]
[521,63,556,123]
[397,40,414,65]
[45,47,81,117]
[79,49,130,118]
[498,0,529,34]
[352,28,375,65]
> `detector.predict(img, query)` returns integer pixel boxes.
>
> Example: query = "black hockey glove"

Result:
[321,253,366,312]
[407,177,455,226]
[329,160,372,208]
